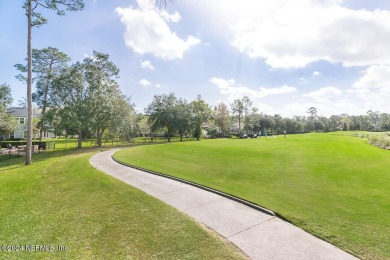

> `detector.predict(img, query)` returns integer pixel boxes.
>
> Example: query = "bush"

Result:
[368,134,390,150]
[0,141,55,150]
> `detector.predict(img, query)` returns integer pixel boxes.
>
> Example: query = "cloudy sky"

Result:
[1,0,390,117]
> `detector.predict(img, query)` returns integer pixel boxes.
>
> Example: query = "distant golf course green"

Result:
[114,133,390,259]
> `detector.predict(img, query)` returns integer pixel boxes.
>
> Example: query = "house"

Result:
[0,107,54,140]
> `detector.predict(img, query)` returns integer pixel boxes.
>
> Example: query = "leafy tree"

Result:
[284,117,302,134]
[231,98,244,135]
[190,95,213,141]
[51,63,91,148]
[379,113,390,131]
[367,110,380,131]
[16,47,71,140]
[175,98,192,141]
[154,0,172,7]
[50,51,124,147]
[17,97,28,108]
[0,83,13,108]
[242,96,253,130]
[84,51,122,146]
[214,102,230,135]
[259,114,275,134]
[307,107,318,121]
[0,84,17,135]
[22,0,84,165]
[145,93,178,142]
[244,107,261,134]
[328,115,341,132]
[231,96,252,135]
[305,107,319,132]
[340,114,351,131]
[317,116,330,132]
[272,114,285,134]
[0,107,18,136]
[106,98,140,143]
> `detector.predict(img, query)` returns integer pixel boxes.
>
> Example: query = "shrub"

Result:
[368,134,390,150]
[0,141,55,150]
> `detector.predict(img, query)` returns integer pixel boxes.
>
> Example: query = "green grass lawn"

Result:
[114,133,390,259]
[0,149,245,259]
[43,138,128,149]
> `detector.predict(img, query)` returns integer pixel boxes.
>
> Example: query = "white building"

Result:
[1,107,54,140]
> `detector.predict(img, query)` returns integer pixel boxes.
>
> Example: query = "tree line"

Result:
[2,45,389,150]
[143,95,390,139]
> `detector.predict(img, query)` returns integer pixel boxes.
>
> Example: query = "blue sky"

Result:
[1,0,390,117]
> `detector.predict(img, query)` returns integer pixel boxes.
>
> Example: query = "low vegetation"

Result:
[368,133,390,150]
[0,149,245,259]
[114,133,390,259]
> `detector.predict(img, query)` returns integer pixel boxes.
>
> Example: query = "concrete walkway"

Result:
[89,149,357,260]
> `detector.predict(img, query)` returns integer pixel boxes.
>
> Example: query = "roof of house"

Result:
[7,107,41,117]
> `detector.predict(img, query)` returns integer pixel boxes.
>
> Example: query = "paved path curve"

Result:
[90,149,357,260]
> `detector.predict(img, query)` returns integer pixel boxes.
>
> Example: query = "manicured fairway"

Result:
[0,149,245,259]
[114,133,390,259]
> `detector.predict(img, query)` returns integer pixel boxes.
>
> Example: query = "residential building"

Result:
[0,107,54,140]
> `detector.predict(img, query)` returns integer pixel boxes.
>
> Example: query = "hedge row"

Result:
[0,141,55,150]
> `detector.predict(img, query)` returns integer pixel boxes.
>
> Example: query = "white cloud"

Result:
[303,86,343,102]
[160,10,181,23]
[139,79,151,87]
[312,71,322,77]
[232,2,390,68]
[210,77,297,102]
[209,77,257,101]
[184,0,390,68]
[284,99,359,117]
[116,2,200,60]
[141,60,155,70]
[299,77,308,84]
[352,65,390,90]
[258,85,297,97]
[351,65,390,112]
[296,86,362,116]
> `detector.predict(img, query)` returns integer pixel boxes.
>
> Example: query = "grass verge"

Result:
[114,133,390,259]
[0,148,246,259]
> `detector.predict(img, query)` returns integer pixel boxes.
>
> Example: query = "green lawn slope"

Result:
[0,149,245,259]
[114,133,390,259]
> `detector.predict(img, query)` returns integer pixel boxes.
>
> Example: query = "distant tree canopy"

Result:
[0,83,17,135]
[145,93,213,141]
[214,102,230,135]
[0,83,13,108]
[145,96,390,138]
[49,51,135,148]
[190,95,213,140]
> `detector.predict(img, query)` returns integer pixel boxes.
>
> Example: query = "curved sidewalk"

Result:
[89,149,357,260]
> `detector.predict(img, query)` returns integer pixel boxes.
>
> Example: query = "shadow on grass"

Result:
[0,142,169,168]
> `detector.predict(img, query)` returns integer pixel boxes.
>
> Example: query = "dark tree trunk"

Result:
[77,128,83,148]
[25,1,33,165]
[39,62,52,141]
[238,114,241,135]
[96,127,103,147]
